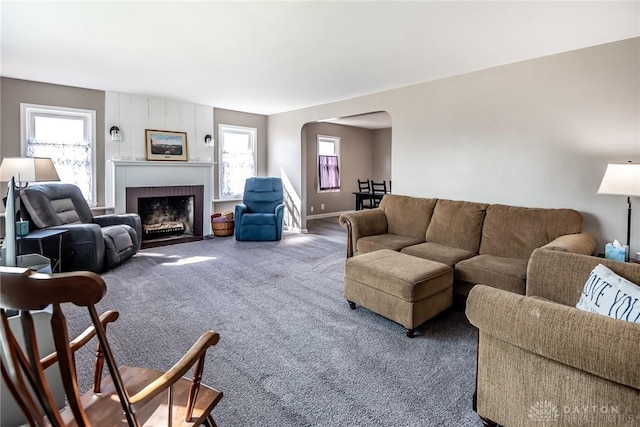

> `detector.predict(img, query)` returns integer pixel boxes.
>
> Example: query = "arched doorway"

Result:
[302,111,392,220]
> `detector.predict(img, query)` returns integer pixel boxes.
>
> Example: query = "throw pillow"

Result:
[576,264,640,323]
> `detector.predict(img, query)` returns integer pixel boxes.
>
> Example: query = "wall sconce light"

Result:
[204,134,213,145]
[110,126,122,142]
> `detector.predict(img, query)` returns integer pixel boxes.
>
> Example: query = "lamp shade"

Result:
[0,157,60,183]
[597,163,640,197]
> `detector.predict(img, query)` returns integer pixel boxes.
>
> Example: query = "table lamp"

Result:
[0,157,60,187]
[597,161,640,248]
[0,157,60,235]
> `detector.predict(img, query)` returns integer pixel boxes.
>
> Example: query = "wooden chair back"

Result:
[0,267,222,427]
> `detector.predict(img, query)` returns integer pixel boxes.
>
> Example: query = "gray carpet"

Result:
[67,231,482,426]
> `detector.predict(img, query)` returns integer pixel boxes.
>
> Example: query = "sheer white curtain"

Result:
[26,139,93,202]
[221,150,256,199]
[219,125,257,199]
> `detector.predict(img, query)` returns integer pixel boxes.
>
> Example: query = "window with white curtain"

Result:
[219,124,257,199]
[21,104,96,204]
[318,135,340,192]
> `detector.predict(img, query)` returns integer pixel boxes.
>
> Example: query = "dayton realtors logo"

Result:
[528,401,560,423]
[528,401,637,424]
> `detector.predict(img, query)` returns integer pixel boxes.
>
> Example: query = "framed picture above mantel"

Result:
[145,129,188,161]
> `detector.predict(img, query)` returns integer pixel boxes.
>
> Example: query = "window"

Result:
[21,104,96,204]
[318,135,340,191]
[219,124,257,199]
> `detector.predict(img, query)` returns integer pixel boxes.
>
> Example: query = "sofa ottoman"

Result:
[344,249,453,337]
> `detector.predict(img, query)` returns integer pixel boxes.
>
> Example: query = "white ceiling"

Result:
[1,1,638,116]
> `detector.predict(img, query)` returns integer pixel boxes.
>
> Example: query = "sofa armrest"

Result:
[235,203,248,217]
[339,210,388,257]
[466,284,640,390]
[540,232,596,255]
[275,203,285,238]
[234,204,248,236]
[94,214,143,250]
[47,224,105,272]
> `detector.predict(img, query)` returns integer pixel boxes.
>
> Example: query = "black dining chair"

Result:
[370,181,387,207]
[358,179,371,192]
[358,179,375,209]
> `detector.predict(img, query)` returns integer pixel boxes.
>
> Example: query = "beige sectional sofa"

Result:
[339,194,596,296]
[466,248,640,426]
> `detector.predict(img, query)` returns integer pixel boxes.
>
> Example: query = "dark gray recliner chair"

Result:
[19,183,142,273]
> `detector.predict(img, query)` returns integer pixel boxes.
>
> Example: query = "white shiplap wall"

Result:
[104,92,215,206]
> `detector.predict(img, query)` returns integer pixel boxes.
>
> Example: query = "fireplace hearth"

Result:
[126,185,204,248]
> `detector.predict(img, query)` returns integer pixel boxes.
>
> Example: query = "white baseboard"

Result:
[285,226,309,234]
[307,210,352,220]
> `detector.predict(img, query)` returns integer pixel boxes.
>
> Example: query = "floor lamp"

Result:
[597,162,640,250]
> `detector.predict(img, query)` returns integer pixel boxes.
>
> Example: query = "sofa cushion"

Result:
[357,234,424,255]
[379,195,437,240]
[455,254,528,294]
[426,199,487,252]
[401,242,476,267]
[576,263,640,323]
[241,213,277,225]
[527,248,640,306]
[479,204,583,260]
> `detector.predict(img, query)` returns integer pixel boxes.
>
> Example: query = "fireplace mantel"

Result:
[112,160,214,168]
[112,160,214,235]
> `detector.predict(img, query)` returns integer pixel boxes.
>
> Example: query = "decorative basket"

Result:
[211,220,234,237]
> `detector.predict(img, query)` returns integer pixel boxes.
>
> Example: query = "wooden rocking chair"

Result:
[0,266,223,426]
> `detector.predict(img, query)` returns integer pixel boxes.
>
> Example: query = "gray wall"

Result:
[268,38,640,253]
[1,77,106,204]
[372,128,392,184]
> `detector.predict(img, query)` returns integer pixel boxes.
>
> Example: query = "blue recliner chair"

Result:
[235,177,285,241]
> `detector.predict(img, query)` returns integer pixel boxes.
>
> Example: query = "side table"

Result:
[17,229,68,273]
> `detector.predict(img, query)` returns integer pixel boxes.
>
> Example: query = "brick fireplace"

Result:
[126,185,204,248]
[111,160,214,247]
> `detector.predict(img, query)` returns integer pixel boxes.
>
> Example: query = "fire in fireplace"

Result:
[126,185,205,248]
[138,196,194,240]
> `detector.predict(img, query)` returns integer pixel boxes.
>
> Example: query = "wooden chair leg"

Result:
[204,414,217,427]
